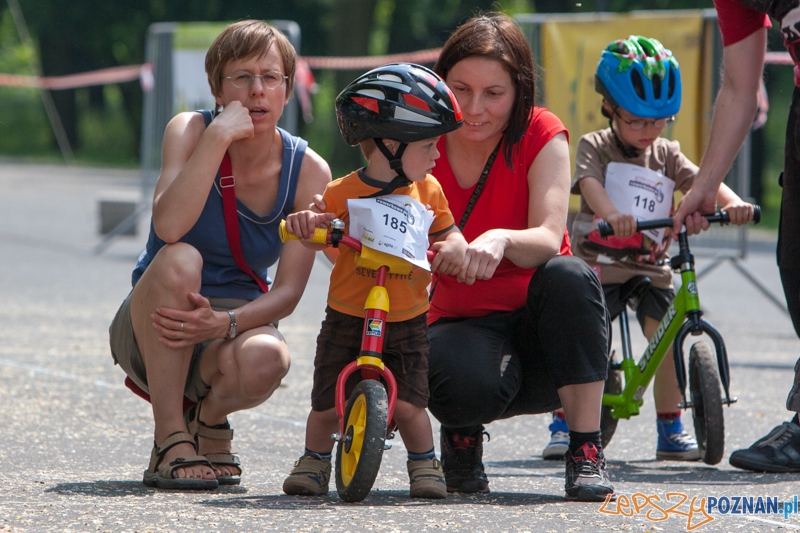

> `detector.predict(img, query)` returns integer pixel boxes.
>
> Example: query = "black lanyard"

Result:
[456,138,502,231]
[429,137,503,302]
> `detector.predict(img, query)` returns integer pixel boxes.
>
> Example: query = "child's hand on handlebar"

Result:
[285,210,337,240]
[719,200,754,226]
[430,228,468,277]
[606,212,637,238]
[308,194,327,213]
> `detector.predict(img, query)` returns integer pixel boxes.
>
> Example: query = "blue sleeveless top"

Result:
[132,110,308,301]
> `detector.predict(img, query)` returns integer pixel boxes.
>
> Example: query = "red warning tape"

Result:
[0,64,151,90]
[301,48,441,70]
[0,49,792,91]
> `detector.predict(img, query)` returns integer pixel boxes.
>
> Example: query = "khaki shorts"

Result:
[311,306,430,411]
[108,291,251,403]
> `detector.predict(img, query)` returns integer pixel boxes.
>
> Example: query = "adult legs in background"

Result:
[728,86,800,473]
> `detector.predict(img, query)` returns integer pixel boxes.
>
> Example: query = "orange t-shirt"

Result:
[323,169,455,322]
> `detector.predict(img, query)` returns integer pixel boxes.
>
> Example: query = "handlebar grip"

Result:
[597,203,761,237]
[278,220,329,244]
[597,220,614,238]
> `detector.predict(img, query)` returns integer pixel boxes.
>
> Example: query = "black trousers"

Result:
[778,86,800,412]
[427,255,610,429]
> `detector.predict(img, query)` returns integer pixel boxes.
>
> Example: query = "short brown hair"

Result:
[205,20,296,110]
[434,12,535,167]
[359,138,377,159]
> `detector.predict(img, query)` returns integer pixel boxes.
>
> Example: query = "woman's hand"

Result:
[457,229,508,285]
[308,194,327,213]
[213,101,255,144]
[606,213,637,238]
[151,292,228,348]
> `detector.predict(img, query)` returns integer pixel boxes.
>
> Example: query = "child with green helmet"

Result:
[542,36,754,462]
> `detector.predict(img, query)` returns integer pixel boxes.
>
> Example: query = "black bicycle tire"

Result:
[689,342,725,465]
[335,380,388,502]
[600,360,623,449]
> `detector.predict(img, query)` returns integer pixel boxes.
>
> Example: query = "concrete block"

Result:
[98,192,140,236]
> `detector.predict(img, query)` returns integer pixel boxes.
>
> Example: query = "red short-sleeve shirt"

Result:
[714,0,771,46]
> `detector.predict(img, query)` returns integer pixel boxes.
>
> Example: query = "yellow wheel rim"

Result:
[340,393,367,486]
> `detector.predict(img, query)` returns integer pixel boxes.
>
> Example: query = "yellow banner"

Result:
[540,11,706,166]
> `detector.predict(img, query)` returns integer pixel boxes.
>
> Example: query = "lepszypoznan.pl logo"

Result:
[598,492,799,530]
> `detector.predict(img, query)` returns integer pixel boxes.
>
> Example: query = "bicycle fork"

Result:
[332,264,399,445]
[671,231,736,409]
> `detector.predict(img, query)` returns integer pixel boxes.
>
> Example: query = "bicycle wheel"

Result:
[600,360,623,449]
[689,342,725,465]
[335,380,388,502]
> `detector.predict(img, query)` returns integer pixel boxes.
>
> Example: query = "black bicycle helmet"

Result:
[335,63,462,189]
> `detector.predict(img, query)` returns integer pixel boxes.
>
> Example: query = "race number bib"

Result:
[604,162,675,243]
[347,195,434,271]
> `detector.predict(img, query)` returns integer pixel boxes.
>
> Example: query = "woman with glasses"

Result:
[108,19,331,490]
[547,35,752,463]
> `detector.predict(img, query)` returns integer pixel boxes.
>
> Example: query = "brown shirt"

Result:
[571,128,696,288]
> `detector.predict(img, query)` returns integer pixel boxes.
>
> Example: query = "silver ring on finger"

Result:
[180,322,184,332]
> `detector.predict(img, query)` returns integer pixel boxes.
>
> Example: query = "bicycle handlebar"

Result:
[279,220,436,261]
[597,204,761,238]
[279,221,330,245]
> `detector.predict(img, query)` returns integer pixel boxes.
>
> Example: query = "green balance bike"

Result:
[597,206,760,465]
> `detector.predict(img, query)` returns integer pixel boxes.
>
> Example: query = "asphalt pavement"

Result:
[1,161,799,533]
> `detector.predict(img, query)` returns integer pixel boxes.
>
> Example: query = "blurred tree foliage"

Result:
[0,0,788,225]
[0,0,720,167]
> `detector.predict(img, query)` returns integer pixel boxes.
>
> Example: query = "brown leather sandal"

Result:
[185,402,242,485]
[142,431,218,490]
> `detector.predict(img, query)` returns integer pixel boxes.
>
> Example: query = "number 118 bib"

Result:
[604,162,675,243]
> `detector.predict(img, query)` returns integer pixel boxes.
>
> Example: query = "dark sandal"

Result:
[185,402,242,485]
[142,431,218,490]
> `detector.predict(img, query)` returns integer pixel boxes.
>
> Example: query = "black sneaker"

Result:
[564,442,615,502]
[440,425,490,493]
[729,421,800,473]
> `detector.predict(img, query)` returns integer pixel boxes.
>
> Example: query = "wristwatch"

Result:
[225,310,238,340]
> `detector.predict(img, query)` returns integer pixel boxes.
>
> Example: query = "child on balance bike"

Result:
[282,63,468,499]
[542,36,753,462]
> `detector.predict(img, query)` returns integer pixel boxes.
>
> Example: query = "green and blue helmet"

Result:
[595,35,681,118]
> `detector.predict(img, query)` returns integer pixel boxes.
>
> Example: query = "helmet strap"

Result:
[361,138,412,198]
[375,138,409,178]
[609,112,640,159]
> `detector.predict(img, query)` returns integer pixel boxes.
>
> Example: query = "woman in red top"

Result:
[426,13,613,502]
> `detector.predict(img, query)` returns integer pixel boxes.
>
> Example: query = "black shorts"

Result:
[311,307,430,411]
[603,283,674,331]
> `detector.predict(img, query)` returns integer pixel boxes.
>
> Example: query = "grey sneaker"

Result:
[729,421,800,473]
[407,458,447,499]
[564,442,615,502]
[282,455,331,496]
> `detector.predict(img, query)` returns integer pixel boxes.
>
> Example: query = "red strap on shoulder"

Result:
[220,153,269,293]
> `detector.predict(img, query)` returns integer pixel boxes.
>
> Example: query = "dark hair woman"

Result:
[426,12,614,502]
